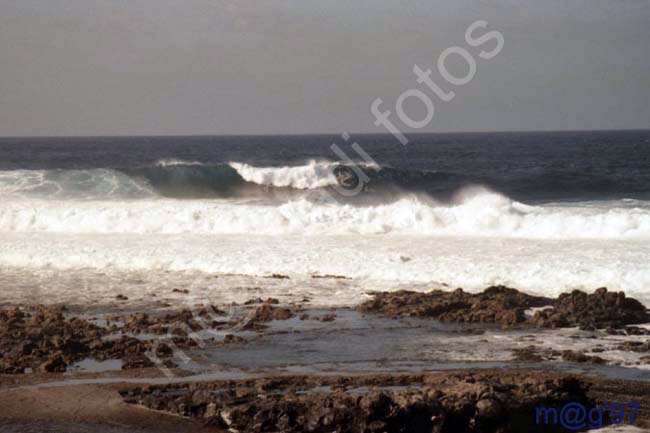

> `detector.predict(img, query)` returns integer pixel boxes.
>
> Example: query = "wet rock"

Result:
[33,305,66,323]
[195,305,227,319]
[1,305,99,373]
[120,371,593,433]
[250,303,294,323]
[39,352,67,373]
[223,334,245,344]
[617,341,650,353]
[359,286,552,327]
[560,350,607,364]
[511,346,546,362]
[623,326,650,336]
[0,305,190,374]
[311,274,349,280]
[126,312,150,327]
[476,397,502,418]
[155,342,174,357]
[1,307,25,325]
[122,354,155,370]
[531,288,649,329]
[361,286,649,330]
[244,297,264,305]
[172,288,189,294]
[0,362,24,374]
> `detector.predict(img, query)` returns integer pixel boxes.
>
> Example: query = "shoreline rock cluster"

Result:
[120,371,594,433]
[0,305,203,374]
[2,286,648,375]
[531,287,649,329]
[359,286,649,329]
[0,298,305,375]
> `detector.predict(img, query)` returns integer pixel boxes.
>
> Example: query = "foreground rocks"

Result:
[0,305,198,374]
[0,297,304,374]
[360,286,649,329]
[0,305,101,374]
[120,371,593,433]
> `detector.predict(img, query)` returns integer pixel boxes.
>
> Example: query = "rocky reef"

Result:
[359,286,649,329]
[120,371,593,433]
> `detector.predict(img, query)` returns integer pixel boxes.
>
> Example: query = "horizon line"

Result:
[0,127,648,140]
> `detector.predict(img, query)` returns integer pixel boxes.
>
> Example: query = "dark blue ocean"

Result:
[1,130,649,203]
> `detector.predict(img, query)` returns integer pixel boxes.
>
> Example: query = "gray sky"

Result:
[0,0,648,136]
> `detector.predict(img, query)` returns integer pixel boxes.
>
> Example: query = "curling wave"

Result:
[228,161,339,189]
[0,161,350,200]
[3,159,647,202]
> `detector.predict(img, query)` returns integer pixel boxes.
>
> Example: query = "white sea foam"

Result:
[155,158,205,167]
[1,191,650,239]
[1,232,649,306]
[0,169,155,200]
[2,177,649,305]
[228,160,339,189]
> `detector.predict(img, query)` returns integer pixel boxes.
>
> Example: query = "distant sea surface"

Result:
[1,130,650,202]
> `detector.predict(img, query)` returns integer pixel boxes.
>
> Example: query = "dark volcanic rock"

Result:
[512,346,546,362]
[617,341,650,353]
[360,286,649,330]
[559,350,607,364]
[312,274,349,280]
[249,302,294,323]
[0,305,199,374]
[223,334,245,344]
[513,347,618,367]
[172,288,190,294]
[122,354,155,370]
[1,305,100,373]
[531,288,649,329]
[39,352,67,373]
[120,371,592,433]
[359,286,552,327]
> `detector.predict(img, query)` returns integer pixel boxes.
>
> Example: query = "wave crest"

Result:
[228,160,339,189]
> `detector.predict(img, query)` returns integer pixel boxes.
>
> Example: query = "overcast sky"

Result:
[0,0,648,136]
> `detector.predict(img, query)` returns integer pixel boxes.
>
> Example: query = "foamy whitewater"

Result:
[2,191,650,239]
[1,132,649,306]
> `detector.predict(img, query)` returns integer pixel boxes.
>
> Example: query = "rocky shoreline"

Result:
[2,286,649,374]
[1,286,649,432]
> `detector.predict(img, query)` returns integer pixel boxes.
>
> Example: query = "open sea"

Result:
[1,130,650,306]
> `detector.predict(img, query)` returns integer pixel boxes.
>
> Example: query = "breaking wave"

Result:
[2,188,650,239]
[228,161,339,189]
[3,158,648,202]
[0,161,357,200]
